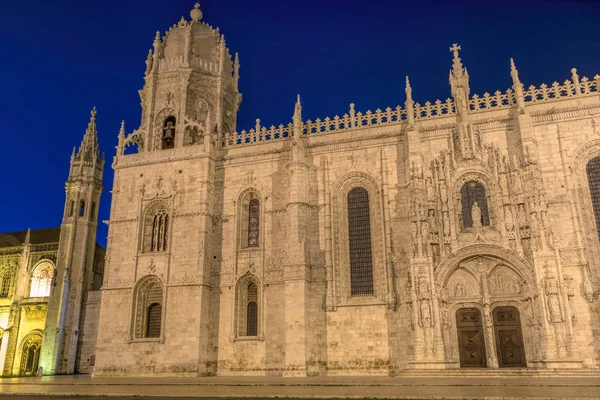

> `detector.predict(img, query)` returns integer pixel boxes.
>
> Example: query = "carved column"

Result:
[283,97,311,376]
[380,149,397,309]
[322,157,335,311]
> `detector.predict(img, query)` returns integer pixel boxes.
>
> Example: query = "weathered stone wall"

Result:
[77,291,101,373]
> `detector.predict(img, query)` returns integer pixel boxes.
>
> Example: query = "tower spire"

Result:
[76,107,100,163]
[510,58,526,111]
[448,43,470,114]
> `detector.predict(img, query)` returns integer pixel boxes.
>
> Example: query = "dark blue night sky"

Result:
[2,0,600,247]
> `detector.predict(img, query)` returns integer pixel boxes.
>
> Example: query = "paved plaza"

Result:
[0,374,599,399]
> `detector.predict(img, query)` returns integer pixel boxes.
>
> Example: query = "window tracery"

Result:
[29,262,54,298]
[132,275,164,339]
[586,156,600,240]
[248,199,260,248]
[142,204,169,253]
[238,191,261,249]
[460,181,490,228]
[0,270,12,297]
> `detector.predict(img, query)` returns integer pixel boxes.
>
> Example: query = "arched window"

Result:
[142,205,169,253]
[461,181,490,228]
[162,116,176,150]
[246,283,258,336]
[586,156,600,240]
[79,200,86,217]
[90,202,96,221]
[235,275,261,338]
[19,331,42,376]
[248,199,260,247]
[347,187,374,297]
[0,270,11,297]
[132,276,164,339]
[68,200,75,217]
[29,263,54,297]
[239,192,261,249]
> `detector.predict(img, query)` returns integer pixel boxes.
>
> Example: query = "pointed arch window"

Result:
[235,275,261,338]
[347,187,374,297]
[29,262,54,298]
[143,204,169,253]
[0,270,12,297]
[68,200,75,217]
[132,276,164,339]
[246,283,258,336]
[79,200,86,217]
[586,156,600,240]
[239,192,261,249]
[90,202,96,221]
[461,181,490,228]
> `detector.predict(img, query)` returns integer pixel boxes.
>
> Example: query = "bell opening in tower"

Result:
[162,116,176,150]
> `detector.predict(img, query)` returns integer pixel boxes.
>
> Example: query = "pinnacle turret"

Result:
[76,107,101,163]
[293,94,302,124]
[448,43,470,113]
[510,58,521,86]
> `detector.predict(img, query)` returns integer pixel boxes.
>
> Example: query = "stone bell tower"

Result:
[41,108,104,375]
[135,2,242,152]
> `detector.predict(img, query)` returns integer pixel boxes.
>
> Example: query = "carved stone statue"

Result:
[548,294,562,323]
[471,201,483,228]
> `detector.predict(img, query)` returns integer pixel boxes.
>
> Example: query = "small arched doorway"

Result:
[456,308,486,368]
[19,332,42,376]
[493,306,527,367]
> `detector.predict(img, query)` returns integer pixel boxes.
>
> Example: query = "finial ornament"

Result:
[449,43,461,59]
[449,43,464,73]
[191,3,203,23]
[119,120,125,136]
[90,106,97,120]
[293,95,302,129]
[405,76,413,102]
[510,58,521,83]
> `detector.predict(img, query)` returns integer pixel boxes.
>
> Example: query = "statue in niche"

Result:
[547,294,562,323]
[420,299,432,327]
[471,201,483,228]
[426,178,435,201]
[454,282,466,297]
[428,209,437,234]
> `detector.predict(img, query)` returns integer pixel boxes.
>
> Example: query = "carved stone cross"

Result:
[449,43,461,58]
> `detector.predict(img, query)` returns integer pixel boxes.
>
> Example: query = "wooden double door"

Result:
[456,306,526,368]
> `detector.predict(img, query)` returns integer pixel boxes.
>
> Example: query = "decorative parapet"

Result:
[221,68,600,149]
[469,89,516,112]
[523,72,600,102]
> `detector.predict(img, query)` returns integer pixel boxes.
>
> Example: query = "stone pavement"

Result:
[0,374,599,399]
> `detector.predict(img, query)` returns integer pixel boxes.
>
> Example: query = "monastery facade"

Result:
[3,3,600,377]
